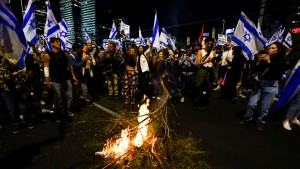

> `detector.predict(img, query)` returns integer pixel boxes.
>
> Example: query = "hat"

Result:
[180,49,186,52]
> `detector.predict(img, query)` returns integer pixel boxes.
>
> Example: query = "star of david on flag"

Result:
[231,11,266,60]
[22,0,38,54]
[44,0,60,38]
[283,31,292,48]
[58,19,68,50]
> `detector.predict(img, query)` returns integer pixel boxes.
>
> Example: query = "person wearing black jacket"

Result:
[239,42,287,131]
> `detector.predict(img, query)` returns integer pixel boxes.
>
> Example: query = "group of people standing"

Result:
[1,35,300,133]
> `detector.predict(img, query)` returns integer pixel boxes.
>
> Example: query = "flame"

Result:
[95,128,130,161]
[96,98,156,163]
[133,99,150,147]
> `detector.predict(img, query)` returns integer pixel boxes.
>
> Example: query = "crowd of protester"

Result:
[0,36,300,133]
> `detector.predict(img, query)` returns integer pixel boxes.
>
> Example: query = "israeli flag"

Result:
[65,39,73,51]
[265,25,284,47]
[58,19,68,50]
[160,28,176,50]
[231,12,266,60]
[83,27,91,43]
[22,0,38,47]
[44,0,60,38]
[152,11,160,51]
[257,19,267,42]
[283,31,292,48]
[109,21,117,39]
[138,27,146,46]
[0,0,27,69]
[159,30,168,49]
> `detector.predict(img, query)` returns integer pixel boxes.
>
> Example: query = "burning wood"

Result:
[94,94,209,168]
[95,98,157,163]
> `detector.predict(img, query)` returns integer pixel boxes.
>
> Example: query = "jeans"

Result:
[1,90,33,127]
[244,80,278,125]
[51,80,73,121]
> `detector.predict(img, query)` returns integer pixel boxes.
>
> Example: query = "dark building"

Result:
[59,0,81,43]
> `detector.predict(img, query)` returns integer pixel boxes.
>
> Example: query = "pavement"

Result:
[0,90,300,169]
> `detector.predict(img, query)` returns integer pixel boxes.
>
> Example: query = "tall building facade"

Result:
[80,0,98,43]
[59,0,81,43]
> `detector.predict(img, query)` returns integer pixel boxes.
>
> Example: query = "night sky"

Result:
[9,0,295,41]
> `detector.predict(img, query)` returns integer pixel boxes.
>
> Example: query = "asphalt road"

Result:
[0,90,299,169]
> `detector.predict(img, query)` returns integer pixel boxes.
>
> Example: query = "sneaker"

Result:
[156,97,161,100]
[291,119,300,126]
[239,118,252,125]
[12,127,21,134]
[238,93,247,99]
[180,97,185,103]
[68,112,75,117]
[283,121,292,131]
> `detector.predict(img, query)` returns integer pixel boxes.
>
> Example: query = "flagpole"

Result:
[221,19,225,35]
[20,0,24,15]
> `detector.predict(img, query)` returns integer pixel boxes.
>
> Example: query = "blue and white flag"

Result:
[274,65,300,113]
[58,19,68,50]
[257,19,267,42]
[160,28,176,50]
[138,27,146,46]
[42,36,52,51]
[83,27,91,43]
[44,0,60,38]
[22,0,38,47]
[0,0,27,69]
[109,21,117,39]
[283,31,292,48]
[265,25,284,47]
[65,39,73,51]
[231,12,266,60]
[152,11,160,51]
